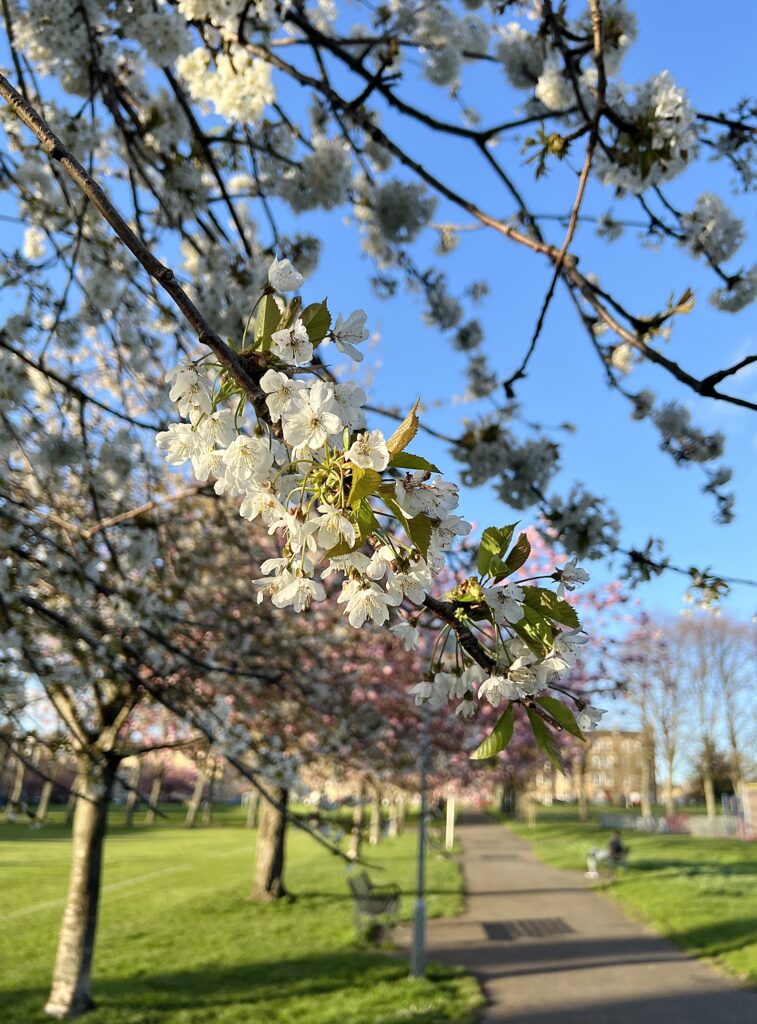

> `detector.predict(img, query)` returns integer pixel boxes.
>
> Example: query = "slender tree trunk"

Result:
[250,786,288,901]
[348,787,364,860]
[387,799,399,838]
[5,750,25,818]
[703,768,717,817]
[245,788,260,829]
[665,755,676,815]
[573,754,589,822]
[36,780,54,823]
[368,788,381,846]
[44,759,115,1019]
[144,770,163,825]
[185,769,205,828]
[397,796,406,834]
[123,760,140,827]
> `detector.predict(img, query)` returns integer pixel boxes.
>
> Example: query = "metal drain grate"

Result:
[483,918,574,941]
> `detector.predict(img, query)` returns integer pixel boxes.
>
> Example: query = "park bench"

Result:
[347,870,400,937]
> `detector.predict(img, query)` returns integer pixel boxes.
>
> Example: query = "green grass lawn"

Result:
[0,804,482,1024]
[509,809,757,984]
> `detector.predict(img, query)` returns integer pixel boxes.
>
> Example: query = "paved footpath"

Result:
[395,822,757,1023]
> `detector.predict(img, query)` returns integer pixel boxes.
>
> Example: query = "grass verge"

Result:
[0,805,483,1024]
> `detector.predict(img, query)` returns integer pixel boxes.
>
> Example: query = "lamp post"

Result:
[410,706,429,978]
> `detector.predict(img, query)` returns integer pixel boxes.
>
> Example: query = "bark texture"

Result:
[250,786,288,901]
[44,760,114,1019]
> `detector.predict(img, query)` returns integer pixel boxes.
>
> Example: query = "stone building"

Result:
[531,728,656,808]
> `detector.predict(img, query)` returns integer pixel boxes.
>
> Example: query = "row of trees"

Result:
[621,613,756,816]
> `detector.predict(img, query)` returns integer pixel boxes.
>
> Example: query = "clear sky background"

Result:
[1,1,755,623]
[286,0,757,623]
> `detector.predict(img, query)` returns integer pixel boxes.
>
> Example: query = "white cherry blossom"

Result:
[268,256,304,292]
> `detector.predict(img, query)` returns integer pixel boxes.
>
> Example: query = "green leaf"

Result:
[497,532,531,579]
[300,300,331,344]
[527,708,565,773]
[276,296,302,332]
[522,587,580,629]
[254,294,281,351]
[477,524,518,577]
[389,452,441,474]
[470,704,514,761]
[511,606,555,659]
[386,400,420,458]
[406,513,433,560]
[348,467,382,506]
[535,695,585,740]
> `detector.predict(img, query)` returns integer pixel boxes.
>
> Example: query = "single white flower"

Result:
[332,382,367,430]
[408,680,433,705]
[395,473,460,519]
[271,318,313,366]
[260,369,307,422]
[386,561,432,605]
[455,698,477,719]
[577,705,606,731]
[337,579,401,628]
[345,429,390,471]
[556,557,590,597]
[484,583,525,625]
[167,364,213,418]
[543,629,590,673]
[390,622,420,651]
[478,674,520,707]
[191,408,236,448]
[156,423,203,466]
[239,483,286,526]
[321,552,371,578]
[316,504,356,550]
[221,434,274,488]
[282,381,342,450]
[271,574,326,612]
[268,256,303,292]
[430,514,472,551]
[331,309,369,361]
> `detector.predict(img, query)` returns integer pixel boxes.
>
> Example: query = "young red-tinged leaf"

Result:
[470,703,514,761]
[527,708,565,773]
[522,587,580,629]
[535,695,585,740]
[386,399,420,458]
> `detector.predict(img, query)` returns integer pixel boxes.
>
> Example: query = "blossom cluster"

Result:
[156,257,597,750]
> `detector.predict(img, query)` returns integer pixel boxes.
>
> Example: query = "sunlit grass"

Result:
[0,804,482,1023]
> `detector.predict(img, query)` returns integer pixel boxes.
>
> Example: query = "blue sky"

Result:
[1,1,755,622]
[292,0,757,621]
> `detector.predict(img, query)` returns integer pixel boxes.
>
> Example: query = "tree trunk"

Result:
[44,760,115,1019]
[368,788,381,846]
[665,755,676,815]
[348,789,364,860]
[387,800,399,838]
[185,769,205,828]
[640,726,657,817]
[250,786,288,901]
[123,761,140,827]
[575,755,589,822]
[64,788,77,827]
[703,767,717,818]
[5,750,25,819]
[36,780,54,823]
[144,771,163,825]
[245,788,260,829]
